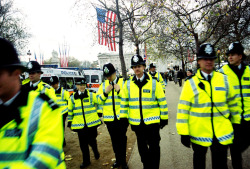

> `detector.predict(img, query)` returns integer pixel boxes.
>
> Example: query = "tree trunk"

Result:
[116,0,127,79]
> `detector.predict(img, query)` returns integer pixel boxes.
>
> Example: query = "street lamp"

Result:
[27,50,31,61]
[217,48,221,69]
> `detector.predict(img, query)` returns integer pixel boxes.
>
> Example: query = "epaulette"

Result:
[42,84,51,89]
[185,74,195,81]
[39,93,58,110]
[152,76,159,82]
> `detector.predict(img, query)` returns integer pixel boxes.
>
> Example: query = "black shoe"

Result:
[94,152,100,160]
[112,162,121,168]
[80,162,90,168]
[122,164,129,169]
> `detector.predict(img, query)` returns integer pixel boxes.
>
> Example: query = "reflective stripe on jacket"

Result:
[97,78,124,121]
[176,69,241,147]
[0,91,65,169]
[120,74,168,125]
[219,64,250,121]
[55,87,70,115]
[68,90,101,129]
[148,72,165,91]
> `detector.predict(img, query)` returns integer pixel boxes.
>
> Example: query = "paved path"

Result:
[128,81,250,169]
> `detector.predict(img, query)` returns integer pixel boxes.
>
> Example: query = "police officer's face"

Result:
[198,58,215,74]
[228,53,242,66]
[132,65,145,77]
[150,67,156,72]
[106,73,116,82]
[51,83,59,90]
[29,72,41,83]
[0,69,21,102]
[186,71,192,77]
[79,84,86,92]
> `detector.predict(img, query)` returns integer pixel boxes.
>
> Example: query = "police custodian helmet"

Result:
[149,63,156,69]
[26,61,43,74]
[0,38,24,70]
[75,77,87,85]
[131,54,146,68]
[197,43,217,60]
[226,42,246,59]
[49,76,59,85]
[103,63,116,77]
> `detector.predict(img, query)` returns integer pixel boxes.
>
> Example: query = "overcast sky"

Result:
[14,0,119,62]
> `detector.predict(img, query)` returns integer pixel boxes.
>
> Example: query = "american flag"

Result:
[96,8,116,51]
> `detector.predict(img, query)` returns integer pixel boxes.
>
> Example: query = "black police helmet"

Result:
[197,43,217,60]
[75,77,87,85]
[49,76,59,85]
[0,38,24,70]
[149,63,156,69]
[103,63,116,77]
[131,54,146,68]
[26,61,43,74]
[226,42,246,59]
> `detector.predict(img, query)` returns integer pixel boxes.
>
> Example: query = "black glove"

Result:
[98,113,103,117]
[67,122,72,128]
[181,135,190,148]
[160,119,168,129]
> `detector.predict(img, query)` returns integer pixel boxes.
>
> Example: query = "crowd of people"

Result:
[0,37,249,169]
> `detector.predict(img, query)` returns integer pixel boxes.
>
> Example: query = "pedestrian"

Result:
[0,37,65,168]
[148,63,165,92]
[67,77,101,168]
[219,42,249,169]
[120,54,168,169]
[164,71,168,85]
[50,75,70,147]
[176,43,241,169]
[177,69,184,87]
[22,60,56,101]
[97,63,129,169]
[185,69,193,81]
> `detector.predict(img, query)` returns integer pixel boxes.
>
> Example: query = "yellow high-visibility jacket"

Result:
[23,81,57,102]
[0,90,65,169]
[55,87,70,115]
[68,90,101,129]
[219,64,250,121]
[120,73,168,125]
[176,69,241,147]
[148,71,165,92]
[97,77,125,121]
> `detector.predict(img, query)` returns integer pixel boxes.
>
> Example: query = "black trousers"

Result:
[106,119,129,165]
[62,113,67,145]
[131,123,161,169]
[230,120,250,169]
[192,138,228,169]
[76,126,99,163]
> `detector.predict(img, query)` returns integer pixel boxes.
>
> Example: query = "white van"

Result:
[82,69,104,93]
[41,68,84,94]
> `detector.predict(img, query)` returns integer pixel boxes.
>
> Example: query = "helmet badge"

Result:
[104,66,109,74]
[229,43,234,50]
[27,62,33,69]
[133,55,139,63]
[50,77,53,82]
[205,44,213,55]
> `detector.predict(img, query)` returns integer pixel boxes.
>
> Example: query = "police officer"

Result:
[22,60,56,101]
[176,43,241,169]
[219,42,249,169]
[68,77,101,168]
[50,75,70,147]
[148,63,165,92]
[97,63,129,169]
[0,38,65,168]
[120,55,168,169]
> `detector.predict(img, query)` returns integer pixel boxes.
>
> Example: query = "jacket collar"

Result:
[74,89,88,100]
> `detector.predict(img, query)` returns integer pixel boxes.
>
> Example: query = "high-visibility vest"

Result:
[148,72,165,91]
[120,74,168,125]
[68,90,101,129]
[0,91,65,169]
[219,64,250,121]
[55,87,70,115]
[97,77,125,121]
[176,69,241,147]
